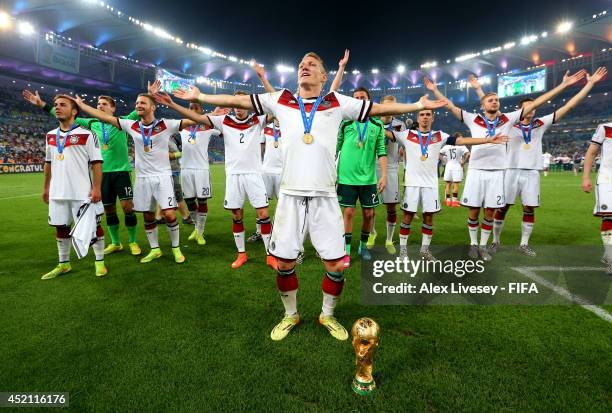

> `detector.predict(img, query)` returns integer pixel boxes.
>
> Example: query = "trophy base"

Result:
[352,378,376,395]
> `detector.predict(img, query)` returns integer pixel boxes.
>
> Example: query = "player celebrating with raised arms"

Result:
[389,109,507,261]
[72,92,209,265]
[490,67,607,256]
[153,91,276,270]
[440,133,469,207]
[42,95,106,279]
[172,50,448,341]
[424,69,587,260]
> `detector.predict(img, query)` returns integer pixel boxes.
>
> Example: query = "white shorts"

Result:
[504,169,540,207]
[377,166,400,204]
[461,169,505,209]
[134,175,177,212]
[594,184,612,216]
[401,186,441,213]
[182,168,211,199]
[444,167,464,183]
[48,199,104,226]
[269,194,345,261]
[263,172,281,201]
[224,173,269,210]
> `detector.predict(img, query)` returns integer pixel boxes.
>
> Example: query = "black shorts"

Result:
[102,171,133,206]
[337,183,380,208]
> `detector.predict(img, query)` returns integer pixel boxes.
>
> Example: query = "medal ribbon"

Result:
[56,123,78,155]
[297,95,324,135]
[139,120,158,150]
[483,116,499,138]
[416,129,433,159]
[101,124,109,148]
[356,119,369,146]
[272,124,279,145]
[520,121,533,145]
[188,125,198,144]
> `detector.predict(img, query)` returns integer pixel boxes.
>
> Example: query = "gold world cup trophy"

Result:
[351,317,380,395]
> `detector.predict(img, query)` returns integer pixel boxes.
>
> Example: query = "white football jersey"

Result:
[380,117,406,169]
[208,114,267,175]
[117,118,181,177]
[591,122,612,184]
[262,123,283,174]
[45,125,103,200]
[178,125,220,170]
[251,89,372,196]
[506,113,555,170]
[440,145,469,171]
[542,153,552,165]
[393,129,454,188]
[461,109,523,170]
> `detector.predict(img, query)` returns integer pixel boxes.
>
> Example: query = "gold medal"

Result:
[358,141,364,149]
[144,146,150,153]
[57,153,64,161]
[420,155,427,161]
[190,139,196,145]
[522,143,530,150]
[274,142,279,148]
[303,133,314,144]
[103,144,108,150]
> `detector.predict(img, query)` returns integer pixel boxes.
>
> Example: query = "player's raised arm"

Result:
[252,61,276,93]
[369,94,448,117]
[424,77,462,120]
[555,67,607,122]
[74,95,120,129]
[468,74,486,99]
[174,85,254,110]
[521,69,587,115]
[330,49,349,92]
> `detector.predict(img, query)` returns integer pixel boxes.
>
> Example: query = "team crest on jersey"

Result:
[154,126,161,132]
[69,135,79,144]
[320,100,331,108]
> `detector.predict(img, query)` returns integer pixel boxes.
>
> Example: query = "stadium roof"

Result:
[0,1,610,91]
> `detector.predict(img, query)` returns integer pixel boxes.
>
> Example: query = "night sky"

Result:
[121,0,609,70]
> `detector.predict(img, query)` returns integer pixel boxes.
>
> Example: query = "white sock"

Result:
[280,289,298,316]
[421,224,432,252]
[166,220,180,248]
[57,237,71,262]
[196,212,207,236]
[189,210,197,225]
[234,231,245,252]
[399,223,410,247]
[386,219,396,243]
[92,236,105,260]
[321,292,339,317]
[480,219,493,247]
[468,219,479,245]
[521,221,534,246]
[145,225,159,249]
[493,219,505,244]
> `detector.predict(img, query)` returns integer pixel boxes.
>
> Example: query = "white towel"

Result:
[70,201,103,259]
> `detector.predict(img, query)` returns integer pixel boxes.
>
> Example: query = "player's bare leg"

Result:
[319,258,348,341]
[230,208,248,268]
[342,207,356,268]
[256,206,276,270]
[271,258,300,340]
[384,203,398,254]
[399,211,415,260]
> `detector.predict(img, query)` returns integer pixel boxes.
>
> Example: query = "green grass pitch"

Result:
[0,166,610,412]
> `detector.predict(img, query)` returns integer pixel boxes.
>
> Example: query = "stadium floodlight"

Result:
[420,61,437,69]
[396,64,406,74]
[352,69,360,75]
[503,42,516,49]
[17,21,34,35]
[557,21,572,34]
[541,31,548,37]
[371,68,379,74]
[276,64,294,73]
[0,11,11,29]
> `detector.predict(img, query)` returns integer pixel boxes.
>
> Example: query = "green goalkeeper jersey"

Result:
[46,106,139,173]
[336,117,387,185]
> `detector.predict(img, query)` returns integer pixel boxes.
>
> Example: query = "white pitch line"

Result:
[0,193,39,200]
[511,266,612,324]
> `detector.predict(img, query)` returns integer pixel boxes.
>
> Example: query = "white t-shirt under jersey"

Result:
[393,129,455,188]
[208,113,267,175]
[440,145,469,171]
[117,118,182,177]
[251,89,372,196]
[178,125,220,170]
[461,109,523,170]
[45,125,103,200]
[262,123,283,175]
[507,113,555,170]
[591,122,612,184]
